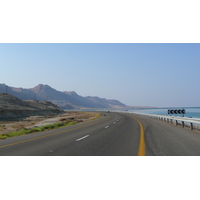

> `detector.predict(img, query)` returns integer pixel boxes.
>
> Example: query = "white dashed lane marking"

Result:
[76,135,90,141]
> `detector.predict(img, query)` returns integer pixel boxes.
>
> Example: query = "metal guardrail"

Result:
[131,112,200,130]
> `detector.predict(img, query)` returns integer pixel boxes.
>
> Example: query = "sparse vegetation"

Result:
[91,113,102,120]
[0,121,77,139]
[0,111,102,139]
[79,112,102,120]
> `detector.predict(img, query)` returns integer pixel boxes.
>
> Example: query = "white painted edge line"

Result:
[105,126,109,128]
[76,135,90,141]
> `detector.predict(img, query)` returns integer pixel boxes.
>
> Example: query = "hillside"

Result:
[85,96,126,108]
[0,93,64,119]
[0,84,127,109]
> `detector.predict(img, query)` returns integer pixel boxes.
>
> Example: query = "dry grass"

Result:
[0,111,102,137]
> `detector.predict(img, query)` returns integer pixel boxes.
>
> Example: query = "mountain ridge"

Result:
[0,84,127,109]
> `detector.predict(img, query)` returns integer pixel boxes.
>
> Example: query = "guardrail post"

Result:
[134,113,200,131]
[182,121,184,128]
[190,123,193,130]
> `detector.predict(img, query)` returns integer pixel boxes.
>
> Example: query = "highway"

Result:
[1,112,200,156]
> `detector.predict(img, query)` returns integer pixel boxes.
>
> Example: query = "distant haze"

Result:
[1,43,200,107]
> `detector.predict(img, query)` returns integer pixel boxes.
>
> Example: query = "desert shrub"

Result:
[59,118,67,122]
[0,134,7,139]
[0,125,6,130]
[6,129,27,138]
[29,127,42,133]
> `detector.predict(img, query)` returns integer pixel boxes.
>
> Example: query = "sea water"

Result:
[75,107,200,119]
[128,107,200,119]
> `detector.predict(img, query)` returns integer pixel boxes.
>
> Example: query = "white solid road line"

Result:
[105,126,109,128]
[76,135,90,141]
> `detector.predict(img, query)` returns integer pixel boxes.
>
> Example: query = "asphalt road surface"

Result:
[1,112,200,156]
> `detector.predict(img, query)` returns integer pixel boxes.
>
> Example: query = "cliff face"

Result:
[0,93,64,120]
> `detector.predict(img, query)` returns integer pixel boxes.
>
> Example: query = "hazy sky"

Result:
[1,43,200,107]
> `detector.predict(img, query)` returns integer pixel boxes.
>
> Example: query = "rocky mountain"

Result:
[0,93,64,119]
[0,84,127,109]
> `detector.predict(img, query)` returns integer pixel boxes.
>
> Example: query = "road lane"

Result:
[131,114,200,156]
[0,112,142,156]
[0,114,110,148]
[45,113,140,156]
[0,114,110,155]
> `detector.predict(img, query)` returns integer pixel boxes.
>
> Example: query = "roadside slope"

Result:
[0,93,64,120]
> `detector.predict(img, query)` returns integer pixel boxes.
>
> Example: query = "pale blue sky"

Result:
[1,43,200,107]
